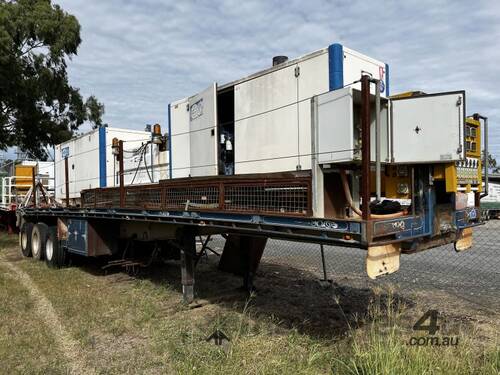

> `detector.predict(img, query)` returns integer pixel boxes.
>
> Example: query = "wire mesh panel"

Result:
[224,183,309,215]
[81,190,96,207]
[124,186,162,209]
[81,174,312,216]
[164,185,220,210]
[94,189,120,208]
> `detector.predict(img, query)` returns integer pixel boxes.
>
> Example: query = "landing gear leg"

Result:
[179,229,196,303]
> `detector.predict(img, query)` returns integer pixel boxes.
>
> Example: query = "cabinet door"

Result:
[234,64,299,174]
[316,87,354,164]
[390,91,465,163]
[189,83,218,176]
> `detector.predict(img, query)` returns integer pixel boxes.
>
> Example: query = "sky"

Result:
[6,0,500,160]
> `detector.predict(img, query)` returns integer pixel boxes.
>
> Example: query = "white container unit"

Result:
[168,43,389,177]
[55,127,168,201]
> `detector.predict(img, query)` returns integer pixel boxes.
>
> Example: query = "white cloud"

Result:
[53,0,500,158]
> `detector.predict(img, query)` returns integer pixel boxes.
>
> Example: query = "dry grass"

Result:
[0,232,498,374]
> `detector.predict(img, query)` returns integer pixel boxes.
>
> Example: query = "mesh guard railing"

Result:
[81,175,312,216]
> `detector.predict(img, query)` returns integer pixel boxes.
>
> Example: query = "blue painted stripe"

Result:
[98,127,107,187]
[385,63,390,96]
[328,43,344,91]
[167,103,172,179]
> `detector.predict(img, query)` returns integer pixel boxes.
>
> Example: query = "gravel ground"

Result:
[210,220,500,314]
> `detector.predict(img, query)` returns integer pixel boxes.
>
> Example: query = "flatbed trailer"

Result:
[14,55,490,304]
[18,164,483,303]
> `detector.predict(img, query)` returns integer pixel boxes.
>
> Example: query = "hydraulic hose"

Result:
[339,170,406,219]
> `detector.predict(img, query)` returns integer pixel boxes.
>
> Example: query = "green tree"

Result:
[0,0,104,159]
[482,151,498,173]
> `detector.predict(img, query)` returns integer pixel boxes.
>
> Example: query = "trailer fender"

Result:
[366,243,401,279]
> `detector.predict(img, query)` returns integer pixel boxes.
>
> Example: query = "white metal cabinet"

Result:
[189,83,218,177]
[317,87,355,163]
[390,91,465,163]
[315,87,390,164]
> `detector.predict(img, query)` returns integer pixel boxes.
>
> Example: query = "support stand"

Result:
[318,244,332,288]
[178,229,196,303]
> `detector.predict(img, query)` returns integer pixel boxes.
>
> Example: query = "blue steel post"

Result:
[98,127,107,187]
[167,104,173,179]
[385,63,390,96]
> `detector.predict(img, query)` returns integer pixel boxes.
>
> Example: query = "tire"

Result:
[45,226,66,269]
[20,222,34,257]
[31,223,49,261]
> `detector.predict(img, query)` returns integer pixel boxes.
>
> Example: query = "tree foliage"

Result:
[482,151,499,173]
[0,0,104,159]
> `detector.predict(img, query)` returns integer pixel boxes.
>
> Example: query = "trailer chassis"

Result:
[18,204,481,303]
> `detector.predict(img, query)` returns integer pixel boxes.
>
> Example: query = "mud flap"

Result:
[454,227,473,252]
[366,243,401,279]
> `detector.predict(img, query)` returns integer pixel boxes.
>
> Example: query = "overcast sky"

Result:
[29,1,500,159]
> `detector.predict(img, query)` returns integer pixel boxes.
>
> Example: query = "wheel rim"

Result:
[32,231,40,257]
[46,238,53,261]
[21,231,27,249]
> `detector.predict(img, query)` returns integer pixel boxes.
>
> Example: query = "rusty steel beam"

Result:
[361,75,371,223]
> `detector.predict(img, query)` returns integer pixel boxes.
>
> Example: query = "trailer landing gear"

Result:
[177,229,197,304]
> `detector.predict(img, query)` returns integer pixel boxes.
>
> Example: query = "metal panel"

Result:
[235,53,330,174]
[316,87,390,164]
[317,87,354,163]
[189,83,218,177]
[390,91,465,163]
[342,46,388,96]
[170,98,191,178]
[66,218,88,255]
[235,63,299,174]
[297,52,329,170]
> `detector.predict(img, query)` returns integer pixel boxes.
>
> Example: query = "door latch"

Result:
[294,66,300,77]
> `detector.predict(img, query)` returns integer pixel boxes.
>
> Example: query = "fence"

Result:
[209,220,499,314]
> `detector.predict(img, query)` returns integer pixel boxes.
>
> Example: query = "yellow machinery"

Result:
[434,117,482,194]
[14,164,35,193]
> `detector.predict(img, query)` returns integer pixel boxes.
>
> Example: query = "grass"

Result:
[0,261,68,373]
[0,232,498,374]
